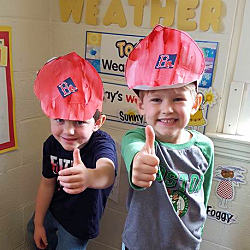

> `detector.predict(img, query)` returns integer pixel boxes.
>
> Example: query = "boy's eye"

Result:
[55,119,64,124]
[150,98,162,103]
[174,97,186,102]
[75,121,87,126]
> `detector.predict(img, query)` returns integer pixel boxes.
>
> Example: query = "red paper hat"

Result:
[34,52,103,121]
[125,25,205,90]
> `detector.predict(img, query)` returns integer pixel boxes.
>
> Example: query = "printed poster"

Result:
[85,31,143,77]
[0,26,17,153]
[207,165,247,225]
[103,81,145,128]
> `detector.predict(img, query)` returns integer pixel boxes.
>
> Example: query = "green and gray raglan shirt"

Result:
[121,127,214,250]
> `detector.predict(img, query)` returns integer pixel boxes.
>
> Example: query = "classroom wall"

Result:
[0,0,52,249]
[0,0,249,250]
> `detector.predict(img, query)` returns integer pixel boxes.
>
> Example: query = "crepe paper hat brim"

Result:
[34,52,103,121]
[125,25,205,90]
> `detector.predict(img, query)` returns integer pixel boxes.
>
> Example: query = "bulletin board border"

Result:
[0,26,17,154]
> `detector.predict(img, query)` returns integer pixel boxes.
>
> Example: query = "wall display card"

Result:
[103,81,145,127]
[214,165,246,209]
[187,86,218,134]
[198,41,218,89]
[207,165,247,225]
[85,31,143,77]
[0,26,17,153]
[188,42,218,134]
[85,31,218,132]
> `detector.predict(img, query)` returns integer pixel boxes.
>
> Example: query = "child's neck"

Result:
[156,130,192,144]
[176,130,192,144]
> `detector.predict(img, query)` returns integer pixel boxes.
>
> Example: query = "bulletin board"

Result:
[85,30,218,132]
[0,26,17,153]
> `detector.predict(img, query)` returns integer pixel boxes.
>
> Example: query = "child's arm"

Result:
[58,149,115,194]
[130,125,159,188]
[33,176,56,249]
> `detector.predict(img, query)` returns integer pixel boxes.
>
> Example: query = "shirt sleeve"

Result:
[199,136,214,208]
[42,139,57,178]
[92,133,118,175]
[203,147,214,207]
[121,128,147,189]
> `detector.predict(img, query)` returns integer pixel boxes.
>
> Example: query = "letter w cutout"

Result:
[59,0,84,23]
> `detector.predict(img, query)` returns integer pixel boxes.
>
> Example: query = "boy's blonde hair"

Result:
[138,81,198,101]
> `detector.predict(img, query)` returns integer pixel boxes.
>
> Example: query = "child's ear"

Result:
[136,98,145,115]
[93,114,106,131]
[191,93,202,115]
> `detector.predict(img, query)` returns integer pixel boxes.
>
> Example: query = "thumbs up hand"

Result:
[58,148,91,194]
[132,125,159,188]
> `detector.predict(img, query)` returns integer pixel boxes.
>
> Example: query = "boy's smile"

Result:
[137,87,201,144]
[50,118,99,151]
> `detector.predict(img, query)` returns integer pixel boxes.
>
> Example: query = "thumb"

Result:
[73,148,83,166]
[41,234,48,248]
[144,125,155,155]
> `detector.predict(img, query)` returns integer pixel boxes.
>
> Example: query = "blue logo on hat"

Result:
[155,54,177,69]
[57,77,78,98]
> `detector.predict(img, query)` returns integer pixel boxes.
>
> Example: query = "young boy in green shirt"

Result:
[122,25,214,250]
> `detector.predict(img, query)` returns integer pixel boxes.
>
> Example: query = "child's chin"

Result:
[61,144,76,152]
